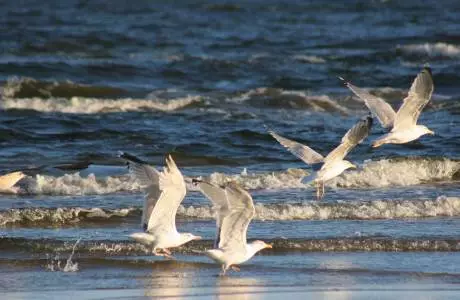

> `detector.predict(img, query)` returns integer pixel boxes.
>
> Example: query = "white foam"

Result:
[292,55,326,64]
[203,158,459,190]
[331,158,460,188]
[46,238,80,272]
[19,157,458,196]
[398,42,460,57]
[28,173,139,195]
[178,196,460,220]
[228,88,349,113]
[0,95,201,113]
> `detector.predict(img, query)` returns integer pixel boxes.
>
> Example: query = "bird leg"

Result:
[231,265,240,272]
[219,265,227,276]
[316,181,325,201]
[162,248,175,260]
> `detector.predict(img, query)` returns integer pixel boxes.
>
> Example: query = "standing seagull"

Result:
[341,67,434,147]
[269,116,372,200]
[119,152,201,259]
[193,180,272,275]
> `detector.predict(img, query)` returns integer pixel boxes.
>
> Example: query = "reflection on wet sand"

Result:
[141,260,268,299]
[214,276,265,300]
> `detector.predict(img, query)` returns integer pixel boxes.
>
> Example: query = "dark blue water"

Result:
[0,0,459,298]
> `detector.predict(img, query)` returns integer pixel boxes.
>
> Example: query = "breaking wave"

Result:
[398,42,460,58]
[330,157,460,188]
[1,77,127,99]
[2,196,458,226]
[1,95,201,113]
[207,157,460,190]
[229,88,350,113]
[11,157,460,196]
[23,173,139,195]
[2,236,459,254]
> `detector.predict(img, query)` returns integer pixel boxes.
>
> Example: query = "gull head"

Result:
[343,160,357,170]
[416,125,435,137]
[251,240,273,251]
[181,233,202,243]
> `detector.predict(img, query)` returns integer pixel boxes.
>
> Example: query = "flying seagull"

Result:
[341,67,434,147]
[0,171,25,193]
[269,116,372,200]
[193,180,272,275]
[119,152,201,259]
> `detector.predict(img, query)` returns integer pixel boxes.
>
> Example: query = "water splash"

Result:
[46,238,81,272]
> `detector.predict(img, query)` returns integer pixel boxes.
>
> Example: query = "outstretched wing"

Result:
[0,171,25,192]
[147,155,186,233]
[118,152,160,231]
[268,130,324,165]
[324,116,373,163]
[341,77,396,129]
[194,180,230,248]
[218,182,255,252]
[393,67,434,130]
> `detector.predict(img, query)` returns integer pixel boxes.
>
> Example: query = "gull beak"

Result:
[194,236,202,241]
[265,243,273,249]
[350,164,357,169]
[429,130,435,136]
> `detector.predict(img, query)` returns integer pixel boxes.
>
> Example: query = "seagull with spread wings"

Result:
[119,152,201,259]
[269,116,372,200]
[193,180,272,275]
[341,67,434,147]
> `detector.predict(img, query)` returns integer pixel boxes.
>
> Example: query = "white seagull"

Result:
[269,116,372,200]
[193,180,272,275]
[0,171,25,193]
[119,152,201,259]
[341,67,434,147]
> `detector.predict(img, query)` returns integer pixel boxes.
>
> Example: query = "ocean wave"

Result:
[1,236,459,254]
[206,157,460,190]
[0,207,137,226]
[179,196,460,221]
[0,95,201,113]
[23,173,139,195]
[397,42,460,58]
[2,196,458,226]
[229,88,350,113]
[292,55,326,64]
[12,157,460,196]
[330,157,460,188]
[1,77,127,99]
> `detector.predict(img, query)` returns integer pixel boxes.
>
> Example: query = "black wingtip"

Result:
[118,151,147,164]
[423,66,432,76]
[338,76,349,86]
[191,178,203,186]
[365,114,373,129]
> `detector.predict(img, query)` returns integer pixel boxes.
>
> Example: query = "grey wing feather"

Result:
[268,130,324,165]
[393,67,434,130]
[146,155,186,233]
[195,180,229,248]
[218,182,255,251]
[324,116,373,163]
[118,152,161,231]
[341,77,396,129]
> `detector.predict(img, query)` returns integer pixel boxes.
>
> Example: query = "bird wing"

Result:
[393,67,434,130]
[146,155,186,233]
[268,130,324,165]
[0,171,25,190]
[341,77,396,129]
[218,182,255,252]
[118,152,161,231]
[324,116,373,163]
[194,180,230,248]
